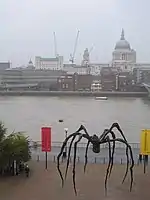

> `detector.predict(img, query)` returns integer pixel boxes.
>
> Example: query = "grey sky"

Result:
[0,0,150,67]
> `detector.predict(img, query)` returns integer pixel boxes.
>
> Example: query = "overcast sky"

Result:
[0,0,150,67]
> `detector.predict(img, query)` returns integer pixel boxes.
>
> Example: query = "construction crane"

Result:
[86,46,94,74]
[53,32,59,57]
[69,30,80,64]
[89,46,94,54]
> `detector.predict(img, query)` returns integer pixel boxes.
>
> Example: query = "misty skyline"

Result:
[0,0,150,67]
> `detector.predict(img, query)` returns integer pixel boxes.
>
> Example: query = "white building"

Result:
[90,63,110,75]
[112,29,136,71]
[91,80,102,91]
[63,64,88,74]
[35,56,63,70]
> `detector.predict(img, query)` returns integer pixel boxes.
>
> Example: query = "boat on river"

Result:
[95,96,108,100]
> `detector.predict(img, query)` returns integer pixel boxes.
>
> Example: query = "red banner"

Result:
[41,127,51,152]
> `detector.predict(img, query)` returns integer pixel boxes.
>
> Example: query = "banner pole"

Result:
[45,152,48,170]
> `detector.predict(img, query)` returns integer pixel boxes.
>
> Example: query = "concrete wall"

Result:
[0,91,147,97]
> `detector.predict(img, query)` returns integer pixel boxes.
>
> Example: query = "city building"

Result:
[100,66,139,92]
[57,74,75,91]
[91,80,102,92]
[0,29,149,92]
[57,73,93,91]
[32,29,141,76]
[133,67,150,84]
[0,62,11,70]
[92,29,150,91]
[116,72,134,91]
[90,63,110,75]
[100,67,118,91]
[64,29,137,75]
[75,74,93,91]
[0,69,66,90]
[35,56,63,70]
[63,64,88,74]
[112,29,136,71]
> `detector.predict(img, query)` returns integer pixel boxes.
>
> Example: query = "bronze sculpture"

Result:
[57,123,134,195]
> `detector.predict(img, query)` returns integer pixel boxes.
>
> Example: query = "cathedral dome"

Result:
[115,29,130,50]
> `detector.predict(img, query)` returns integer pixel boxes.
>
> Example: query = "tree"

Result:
[0,122,31,175]
[0,121,6,142]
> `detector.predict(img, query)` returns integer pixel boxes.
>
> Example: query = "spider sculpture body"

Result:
[57,123,134,195]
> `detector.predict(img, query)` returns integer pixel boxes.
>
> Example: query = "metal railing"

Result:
[30,141,140,150]
[33,154,149,166]
[30,141,142,165]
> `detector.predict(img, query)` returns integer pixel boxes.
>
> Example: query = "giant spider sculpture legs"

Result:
[57,123,134,196]
[107,131,116,178]
[111,123,130,184]
[82,131,133,194]
[65,135,76,179]
[104,136,112,194]
[64,125,90,180]
[57,132,81,187]
[73,135,83,195]
[57,125,91,187]
[84,140,90,173]
[102,126,134,193]
[112,123,129,183]
[100,123,130,183]
[102,138,134,192]
[99,129,116,178]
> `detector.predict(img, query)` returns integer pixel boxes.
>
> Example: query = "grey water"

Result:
[0,96,150,143]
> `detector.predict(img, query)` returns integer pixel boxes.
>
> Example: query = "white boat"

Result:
[95,96,108,100]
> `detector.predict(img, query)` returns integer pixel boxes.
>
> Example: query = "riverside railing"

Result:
[30,141,140,150]
[30,141,143,165]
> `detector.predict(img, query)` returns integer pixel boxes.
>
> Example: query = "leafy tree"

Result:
[0,122,31,175]
[0,121,6,142]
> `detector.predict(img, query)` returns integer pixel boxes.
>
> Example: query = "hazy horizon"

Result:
[0,0,150,67]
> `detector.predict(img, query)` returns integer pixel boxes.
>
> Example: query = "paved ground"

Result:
[0,161,150,200]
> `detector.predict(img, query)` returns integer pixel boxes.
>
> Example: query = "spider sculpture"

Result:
[57,122,134,195]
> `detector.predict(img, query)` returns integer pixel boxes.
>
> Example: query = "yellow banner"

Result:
[140,129,150,155]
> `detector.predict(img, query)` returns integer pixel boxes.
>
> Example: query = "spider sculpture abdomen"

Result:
[92,143,100,153]
[92,134,100,153]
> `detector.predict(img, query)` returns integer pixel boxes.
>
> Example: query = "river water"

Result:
[0,96,150,143]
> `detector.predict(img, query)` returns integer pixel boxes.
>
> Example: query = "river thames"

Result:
[0,96,150,143]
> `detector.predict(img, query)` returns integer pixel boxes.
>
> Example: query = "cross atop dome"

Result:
[121,29,125,40]
[114,29,130,50]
